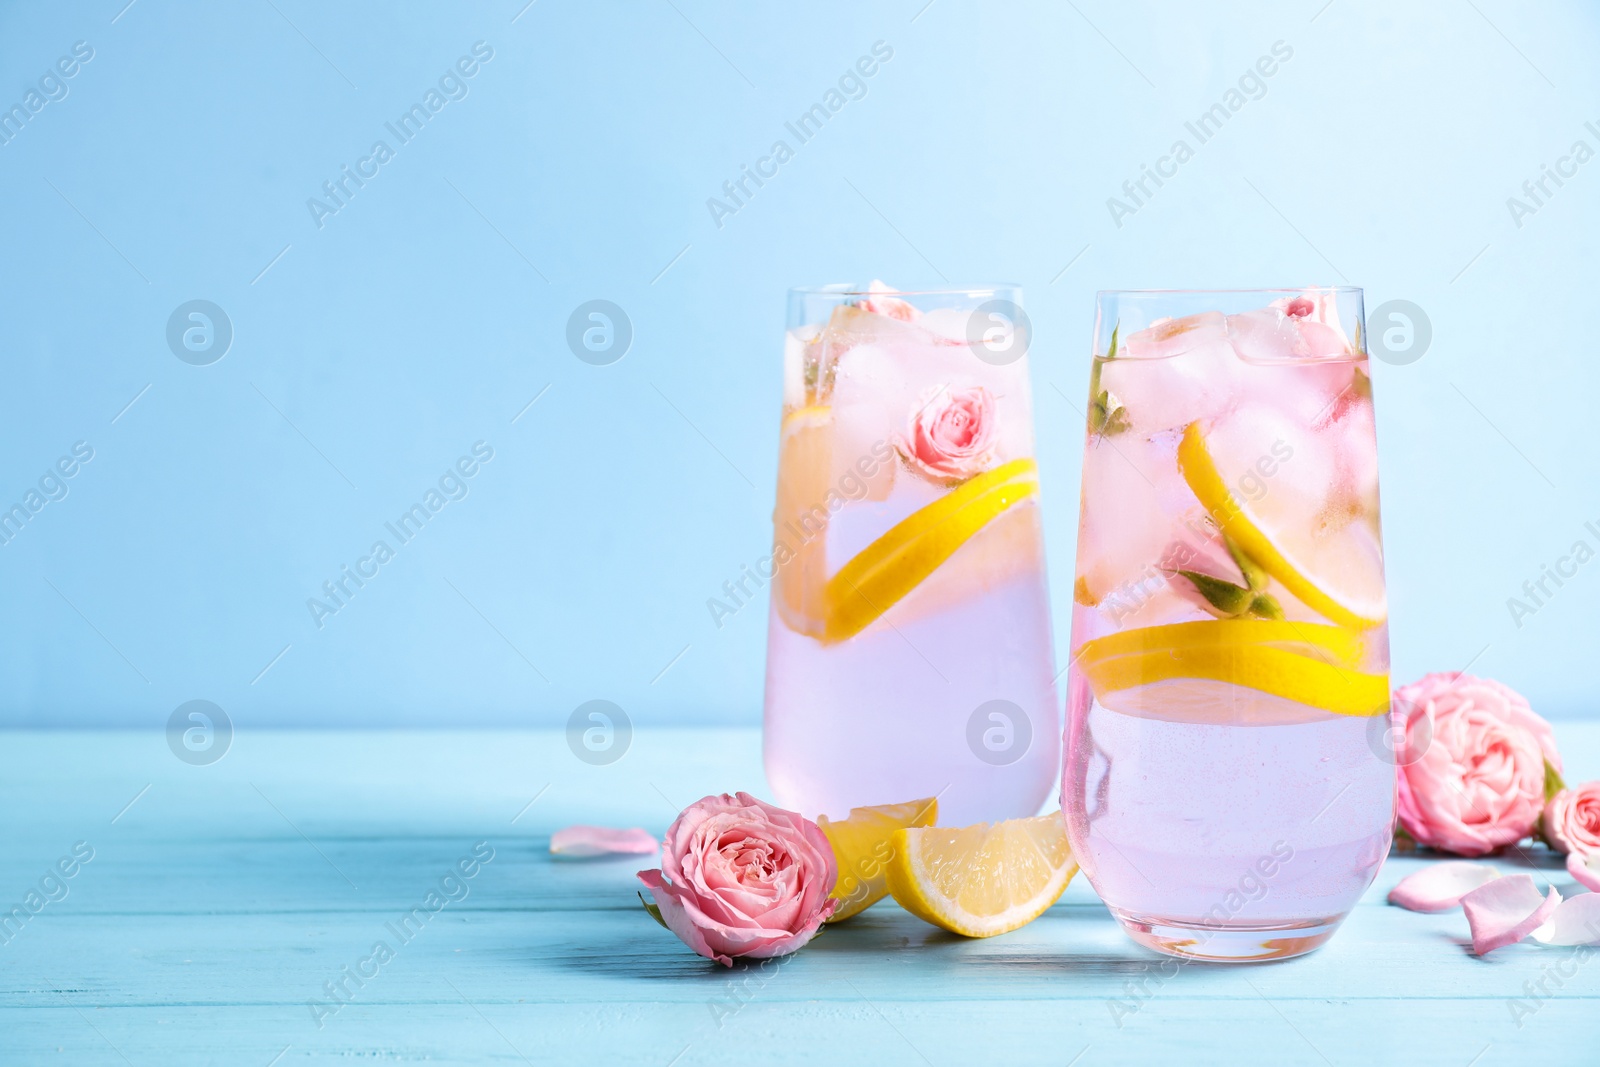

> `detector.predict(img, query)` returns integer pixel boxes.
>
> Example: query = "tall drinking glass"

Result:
[1063,288,1393,961]
[763,284,1058,826]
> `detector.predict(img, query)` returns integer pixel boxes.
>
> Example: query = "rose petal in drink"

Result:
[1157,527,1245,616]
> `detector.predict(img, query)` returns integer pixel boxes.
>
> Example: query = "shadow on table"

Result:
[1394,843,1568,871]
[549,896,1303,982]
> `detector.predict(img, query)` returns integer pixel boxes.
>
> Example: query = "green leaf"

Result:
[1224,534,1269,592]
[1348,365,1373,403]
[1175,570,1254,617]
[1089,388,1130,437]
[638,892,668,929]
[1544,758,1567,803]
[1087,322,1128,437]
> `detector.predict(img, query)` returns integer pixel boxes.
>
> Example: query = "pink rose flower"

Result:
[1394,673,1561,857]
[1543,782,1600,857]
[638,792,837,966]
[898,385,997,483]
[857,279,919,322]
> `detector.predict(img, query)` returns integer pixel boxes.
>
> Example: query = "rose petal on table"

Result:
[550,825,658,858]
[1530,893,1600,946]
[1461,875,1562,955]
[1568,851,1600,893]
[1388,862,1502,912]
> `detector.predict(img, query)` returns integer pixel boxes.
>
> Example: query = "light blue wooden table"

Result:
[2,725,1594,1065]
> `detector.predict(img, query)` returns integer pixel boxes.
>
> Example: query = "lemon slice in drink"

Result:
[1077,619,1389,720]
[1079,618,1366,669]
[1082,644,1389,720]
[885,814,1076,937]
[818,797,939,923]
[824,458,1039,643]
[1177,420,1386,630]
[773,405,832,637]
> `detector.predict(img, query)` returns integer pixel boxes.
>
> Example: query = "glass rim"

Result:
[1096,286,1362,297]
[789,283,1019,298]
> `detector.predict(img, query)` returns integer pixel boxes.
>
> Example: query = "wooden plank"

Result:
[1,726,1595,1064]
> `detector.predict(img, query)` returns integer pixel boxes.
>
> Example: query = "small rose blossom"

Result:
[638,792,837,967]
[1267,291,1350,358]
[898,385,997,483]
[1394,673,1560,857]
[857,280,919,322]
[1543,781,1600,857]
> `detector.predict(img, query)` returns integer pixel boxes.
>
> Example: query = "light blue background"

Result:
[0,0,1595,727]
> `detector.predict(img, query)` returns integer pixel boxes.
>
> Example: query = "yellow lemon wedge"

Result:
[885,814,1076,938]
[773,405,833,637]
[818,797,939,923]
[1177,420,1386,630]
[824,458,1039,643]
[1076,619,1389,721]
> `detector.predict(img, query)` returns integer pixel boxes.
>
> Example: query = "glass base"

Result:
[1109,907,1345,962]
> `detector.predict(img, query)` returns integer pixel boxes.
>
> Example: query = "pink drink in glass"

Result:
[763,284,1058,826]
[1063,288,1394,961]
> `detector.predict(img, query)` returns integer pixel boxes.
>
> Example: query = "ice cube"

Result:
[783,328,819,409]
[1230,294,1353,364]
[1098,336,1244,435]
[1235,356,1358,428]
[1228,306,1308,363]
[1076,433,1185,617]
[919,307,978,345]
[1203,400,1340,533]
[1325,393,1379,517]
[1120,311,1229,360]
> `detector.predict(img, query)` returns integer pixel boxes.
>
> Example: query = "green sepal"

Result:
[1175,570,1254,617]
[639,892,668,929]
[1247,593,1284,620]
[1224,533,1269,592]
[1544,758,1567,803]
